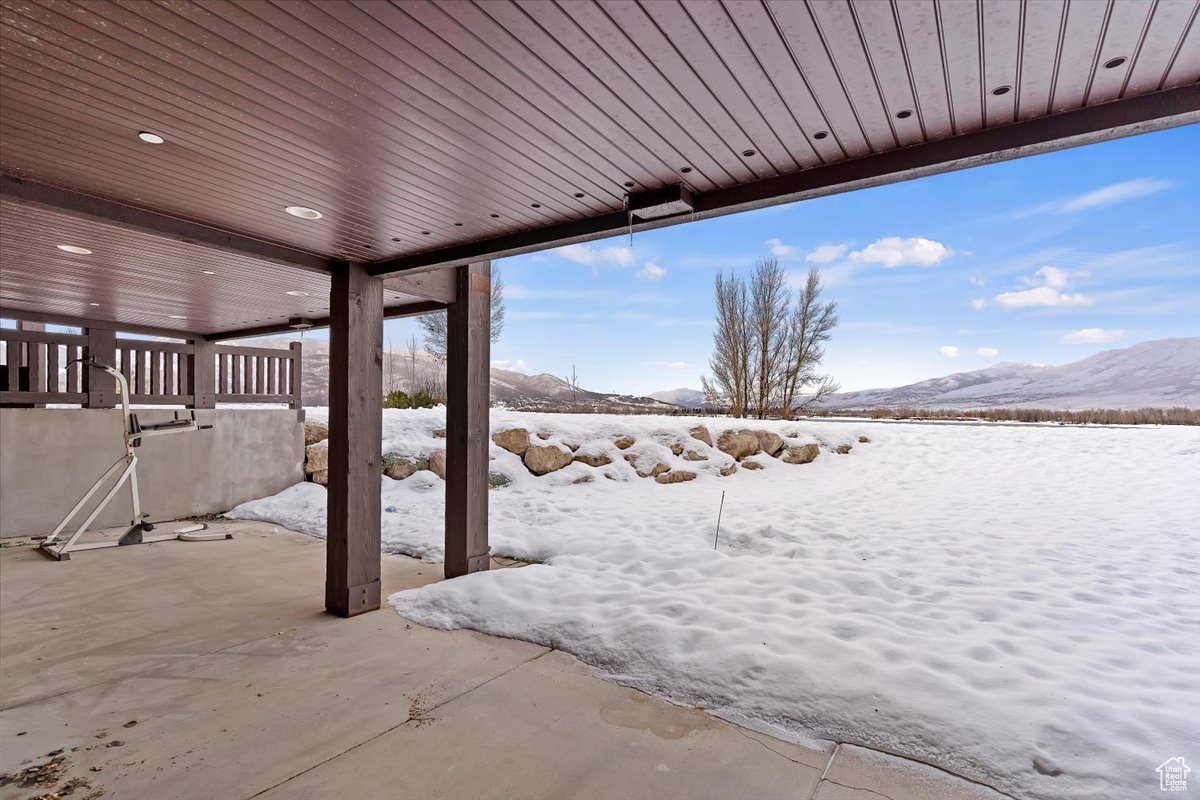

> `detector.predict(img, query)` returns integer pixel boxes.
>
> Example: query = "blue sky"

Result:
[367,125,1197,394]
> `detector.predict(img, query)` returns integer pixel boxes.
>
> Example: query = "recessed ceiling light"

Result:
[167,314,187,320]
[1104,56,1127,69]
[991,85,1012,96]
[285,205,323,220]
[623,181,635,188]
[454,222,464,226]
[490,213,500,219]
[285,290,310,296]
[57,245,92,254]
[679,167,692,174]
[138,131,165,144]
[89,302,100,307]
[895,109,913,119]
[531,202,541,208]
[813,131,828,140]
[742,149,757,157]
[421,230,431,235]
[201,270,216,275]
[574,192,585,198]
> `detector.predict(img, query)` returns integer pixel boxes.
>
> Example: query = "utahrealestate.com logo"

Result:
[1157,757,1191,792]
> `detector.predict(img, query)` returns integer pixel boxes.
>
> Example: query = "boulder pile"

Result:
[303,420,864,488]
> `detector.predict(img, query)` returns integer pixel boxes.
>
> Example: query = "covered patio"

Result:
[2,0,1195,617]
[1,1,1198,796]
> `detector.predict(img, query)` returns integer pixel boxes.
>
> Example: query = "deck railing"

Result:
[0,325,302,409]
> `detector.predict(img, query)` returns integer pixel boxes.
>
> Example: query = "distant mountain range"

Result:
[253,337,1199,412]
[818,338,1200,411]
[249,338,671,410]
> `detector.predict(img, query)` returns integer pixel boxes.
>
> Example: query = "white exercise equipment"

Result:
[40,358,231,560]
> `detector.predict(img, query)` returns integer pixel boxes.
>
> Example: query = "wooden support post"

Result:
[326,261,383,617]
[189,339,215,409]
[16,322,45,399]
[288,340,304,414]
[84,327,116,408]
[444,262,491,579]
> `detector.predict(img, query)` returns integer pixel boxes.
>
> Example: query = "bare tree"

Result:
[778,267,839,417]
[749,256,789,419]
[417,265,506,360]
[564,364,581,405]
[701,270,754,417]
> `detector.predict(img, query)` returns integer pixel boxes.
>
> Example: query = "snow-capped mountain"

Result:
[245,338,669,409]
[648,387,708,408]
[820,338,1200,411]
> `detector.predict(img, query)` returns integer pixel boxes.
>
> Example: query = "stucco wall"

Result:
[0,408,303,538]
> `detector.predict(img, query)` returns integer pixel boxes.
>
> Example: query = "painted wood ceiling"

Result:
[1,0,1197,335]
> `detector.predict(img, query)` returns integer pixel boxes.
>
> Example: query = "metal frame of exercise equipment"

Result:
[39,358,230,560]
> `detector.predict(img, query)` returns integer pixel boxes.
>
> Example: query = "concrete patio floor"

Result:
[0,521,1013,800]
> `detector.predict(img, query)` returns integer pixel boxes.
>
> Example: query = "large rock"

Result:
[632,458,669,478]
[717,429,759,460]
[858,435,870,444]
[492,428,530,456]
[524,444,573,475]
[614,435,636,450]
[305,443,328,473]
[429,449,447,479]
[311,469,328,486]
[655,469,696,484]
[781,444,820,465]
[688,425,713,447]
[573,452,612,468]
[755,430,784,457]
[836,444,853,455]
[304,421,329,446]
[384,458,416,481]
[669,443,684,456]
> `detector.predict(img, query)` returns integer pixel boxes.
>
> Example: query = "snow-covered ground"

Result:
[230,408,1200,800]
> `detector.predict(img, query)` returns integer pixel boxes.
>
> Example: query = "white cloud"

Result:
[804,242,850,263]
[553,242,635,267]
[994,287,1089,308]
[1023,265,1072,289]
[971,298,987,310]
[491,359,532,372]
[1060,178,1171,213]
[766,238,799,258]
[849,237,953,268]
[670,361,688,369]
[976,347,999,358]
[939,345,960,358]
[968,275,987,287]
[637,262,666,281]
[994,266,1090,308]
[1062,328,1126,344]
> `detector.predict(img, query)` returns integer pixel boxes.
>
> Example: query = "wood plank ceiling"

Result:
[1,0,1198,336]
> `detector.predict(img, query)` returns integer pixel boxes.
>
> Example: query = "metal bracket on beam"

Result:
[628,184,695,221]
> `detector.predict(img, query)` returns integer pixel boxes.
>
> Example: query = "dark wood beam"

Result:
[0,307,200,340]
[368,84,1200,277]
[204,300,445,341]
[444,261,491,579]
[1,176,333,274]
[325,260,383,618]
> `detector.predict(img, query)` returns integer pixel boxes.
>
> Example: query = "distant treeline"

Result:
[807,407,1200,426]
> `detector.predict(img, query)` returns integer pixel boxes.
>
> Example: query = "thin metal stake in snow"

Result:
[713,491,726,550]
